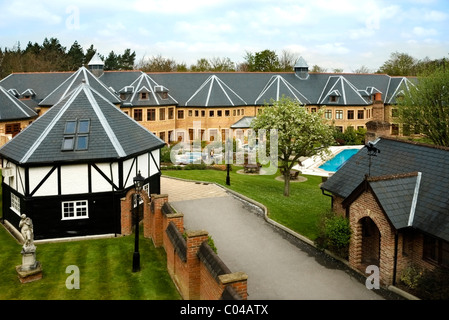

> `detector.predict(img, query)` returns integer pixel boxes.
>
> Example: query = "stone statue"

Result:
[16,214,42,282]
[19,214,34,249]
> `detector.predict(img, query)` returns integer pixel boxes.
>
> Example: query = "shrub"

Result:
[315,210,351,259]
[415,267,449,299]
[399,264,424,290]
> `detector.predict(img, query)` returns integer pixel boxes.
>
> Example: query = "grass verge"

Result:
[0,225,182,300]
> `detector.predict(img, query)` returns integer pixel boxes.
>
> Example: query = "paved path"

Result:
[161,176,393,300]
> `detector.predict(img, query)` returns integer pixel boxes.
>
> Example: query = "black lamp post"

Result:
[225,136,232,186]
[132,170,144,272]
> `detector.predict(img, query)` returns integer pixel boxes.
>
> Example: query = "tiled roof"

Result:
[38,67,121,106]
[321,138,449,241]
[0,82,165,164]
[0,62,417,108]
[230,116,255,129]
[120,72,178,106]
[0,86,38,120]
[185,74,247,107]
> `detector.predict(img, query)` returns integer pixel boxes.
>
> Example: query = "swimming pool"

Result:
[319,148,360,172]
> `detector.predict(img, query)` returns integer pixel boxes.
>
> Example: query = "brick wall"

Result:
[348,189,397,285]
[138,193,248,300]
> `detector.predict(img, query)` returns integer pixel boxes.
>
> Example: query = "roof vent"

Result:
[294,56,309,80]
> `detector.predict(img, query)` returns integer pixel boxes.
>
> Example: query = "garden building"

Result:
[0,81,165,240]
[321,137,449,287]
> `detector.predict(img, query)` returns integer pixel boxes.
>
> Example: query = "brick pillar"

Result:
[120,190,134,235]
[349,219,362,270]
[146,194,168,247]
[219,272,248,300]
[186,230,209,300]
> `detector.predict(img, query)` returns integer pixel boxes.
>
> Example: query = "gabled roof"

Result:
[230,116,255,129]
[185,75,247,107]
[121,72,178,106]
[385,77,417,104]
[0,72,72,104]
[317,76,371,105]
[321,137,449,242]
[255,75,311,105]
[343,172,421,230]
[0,83,165,165]
[38,67,121,106]
[0,86,38,121]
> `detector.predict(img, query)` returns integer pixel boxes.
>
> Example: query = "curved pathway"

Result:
[161,176,397,300]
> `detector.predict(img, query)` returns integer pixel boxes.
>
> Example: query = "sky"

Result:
[0,0,448,72]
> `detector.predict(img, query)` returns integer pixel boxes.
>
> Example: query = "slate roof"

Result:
[120,72,178,106]
[0,72,72,110]
[321,137,449,242]
[38,67,121,106]
[0,59,416,109]
[0,82,165,165]
[370,173,421,229]
[0,86,38,121]
[254,75,311,105]
[185,74,247,107]
[230,116,255,129]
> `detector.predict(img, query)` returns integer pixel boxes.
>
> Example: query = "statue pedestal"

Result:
[16,245,42,283]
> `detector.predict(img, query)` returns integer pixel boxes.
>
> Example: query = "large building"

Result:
[0,81,165,240]
[0,56,415,146]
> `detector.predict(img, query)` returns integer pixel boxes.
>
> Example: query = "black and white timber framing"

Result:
[0,81,165,240]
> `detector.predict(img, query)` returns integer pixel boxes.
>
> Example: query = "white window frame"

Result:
[62,200,89,220]
[10,193,21,216]
[143,183,150,197]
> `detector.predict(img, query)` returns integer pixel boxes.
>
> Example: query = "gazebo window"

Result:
[62,119,90,151]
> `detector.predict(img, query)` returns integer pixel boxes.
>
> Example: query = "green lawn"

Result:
[0,225,182,300]
[162,166,331,240]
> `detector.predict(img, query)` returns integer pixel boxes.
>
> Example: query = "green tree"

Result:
[253,49,280,72]
[104,51,120,70]
[118,48,136,70]
[252,96,334,196]
[66,41,85,70]
[397,67,449,147]
[377,51,417,76]
[190,58,211,71]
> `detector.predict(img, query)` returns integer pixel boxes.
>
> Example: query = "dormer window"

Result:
[155,85,169,100]
[330,96,339,103]
[62,119,90,151]
[140,92,148,100]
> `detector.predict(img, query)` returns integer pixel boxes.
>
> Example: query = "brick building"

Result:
[321,137,449,286]
[0,56,416,146]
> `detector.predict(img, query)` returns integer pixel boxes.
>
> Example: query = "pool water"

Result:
[319,149,359,172]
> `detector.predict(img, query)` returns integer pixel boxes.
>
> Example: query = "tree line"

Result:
[0,37,447,79]
[0,38,136,79]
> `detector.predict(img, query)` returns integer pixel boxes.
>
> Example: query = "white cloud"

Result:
[413,26,438,37]
[316,43,350,55]
[423,10,447,22]
[0,1,62,26]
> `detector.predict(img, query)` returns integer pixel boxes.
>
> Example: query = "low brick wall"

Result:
[145,193,248,300]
